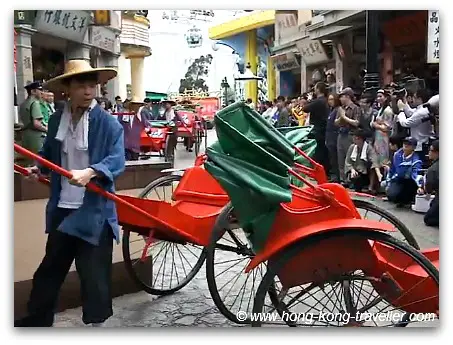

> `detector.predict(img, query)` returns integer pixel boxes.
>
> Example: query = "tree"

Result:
[179,54,213,93]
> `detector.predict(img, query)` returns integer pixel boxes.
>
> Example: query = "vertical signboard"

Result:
[427,10,439,64]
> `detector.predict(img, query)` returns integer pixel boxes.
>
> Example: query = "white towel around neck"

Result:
[55,99,97,152]
[350,141,369,162]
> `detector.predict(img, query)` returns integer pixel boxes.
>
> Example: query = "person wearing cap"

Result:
[344,129,381,192]
[335,87,361,184]
[16,60,125,327]
[18,81,47,165]
[384,137,423,206]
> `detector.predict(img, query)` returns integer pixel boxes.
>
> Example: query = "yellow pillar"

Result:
[267,55,276,101]
[244,30,257,105]
[129,56,145,101]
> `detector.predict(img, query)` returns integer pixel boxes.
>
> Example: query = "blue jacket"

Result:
[387,148,423,187]
[38,104,126,245]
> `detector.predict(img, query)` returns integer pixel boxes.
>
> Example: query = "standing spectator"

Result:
[273,96,290,128]
[384,137,423,206]
[372,89,394,170]
[344,129,381,192]
[335,87,360,183]
[396,89,435,167]
[47,92,56,114]
[421,140,439,227]
[18,81,47,166]
[112,96,124,113]
[326,93,340,182]
[40,91,51,127]
[302,82,330,174]
[358,95,377,139]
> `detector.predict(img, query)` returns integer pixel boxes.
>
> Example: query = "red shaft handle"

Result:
[14,163,50,185]
[13,143,199,243]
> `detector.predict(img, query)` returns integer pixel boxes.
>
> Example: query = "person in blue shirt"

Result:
[384,137,423,206]
[15,60,125,327]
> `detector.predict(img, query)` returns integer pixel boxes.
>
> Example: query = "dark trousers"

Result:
[125,149,139,161]
[17,208,114,327]
[424,194,439,227]
[326,144,340,182]
[313,138,330,177]
[348,172,370,192]
[337,134,353,182]
[387,178,418,205]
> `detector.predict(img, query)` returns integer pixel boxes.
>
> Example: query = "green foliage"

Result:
[179,54,213,93]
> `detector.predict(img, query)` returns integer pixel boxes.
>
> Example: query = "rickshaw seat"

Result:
[172,166,229,207]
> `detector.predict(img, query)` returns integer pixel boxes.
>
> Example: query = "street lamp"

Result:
[221,77,230,106]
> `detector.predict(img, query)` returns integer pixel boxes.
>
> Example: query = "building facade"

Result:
[117,10,152,102]
[271,10,439,97]
[208,10,276,105]
[14,10,122,104]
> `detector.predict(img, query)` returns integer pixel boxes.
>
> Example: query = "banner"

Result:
[427,10,440,64]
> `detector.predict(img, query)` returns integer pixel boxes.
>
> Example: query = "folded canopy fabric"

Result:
[204,102,318,252]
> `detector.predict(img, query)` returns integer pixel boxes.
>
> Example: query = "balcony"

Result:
[120,10,151,57]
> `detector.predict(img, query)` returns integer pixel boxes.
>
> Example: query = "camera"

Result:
[393,88,407,100]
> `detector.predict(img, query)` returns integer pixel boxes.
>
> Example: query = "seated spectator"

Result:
[420,140,439,227]
[344,129,382,192]
[384,137,423,206]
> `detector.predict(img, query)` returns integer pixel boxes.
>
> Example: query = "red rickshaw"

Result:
[14,102,439,327]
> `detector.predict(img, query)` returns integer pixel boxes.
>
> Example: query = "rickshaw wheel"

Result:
[251,230,438,327]
[353,199,419,249]
[205,202,280,324]
[206,200,422,325]
[122,174,206,295]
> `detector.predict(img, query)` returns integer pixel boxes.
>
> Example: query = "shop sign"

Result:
[14,10,36,25]
[35,10,89,42]
[272,52,300,71]
[427,10,439,64]
[296,39,329,66]
[92,26,116,53]
[275,13,300,46]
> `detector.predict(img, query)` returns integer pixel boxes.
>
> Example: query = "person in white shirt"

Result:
[396,89,435,166]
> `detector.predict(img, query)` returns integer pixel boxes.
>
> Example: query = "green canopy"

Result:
[204,102,317,252]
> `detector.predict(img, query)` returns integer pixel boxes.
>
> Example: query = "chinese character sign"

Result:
[427,10,439,64]
[35,10,89,42]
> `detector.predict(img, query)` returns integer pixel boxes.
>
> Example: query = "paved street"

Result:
[54,128,439,328]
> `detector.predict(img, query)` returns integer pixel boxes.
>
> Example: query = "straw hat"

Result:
[44,59,117,92]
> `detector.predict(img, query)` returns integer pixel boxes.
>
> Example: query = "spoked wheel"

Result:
[353,199,419,249]
[206,203,279,324]
[122,174,206,295]
[252,230,439,327]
